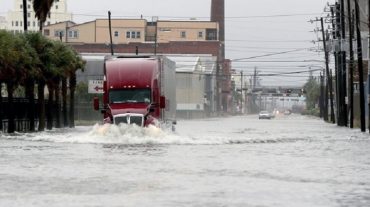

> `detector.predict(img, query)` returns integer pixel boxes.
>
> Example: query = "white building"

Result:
[0,16,6,30]
[6,0,72,33]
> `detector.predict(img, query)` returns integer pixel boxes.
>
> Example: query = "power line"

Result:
[231,49,307,61]
[232,60,324,63]
[67,12,325,20]
[227,39,312,43]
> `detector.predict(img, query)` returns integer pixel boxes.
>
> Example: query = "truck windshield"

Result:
[109,89,151,104]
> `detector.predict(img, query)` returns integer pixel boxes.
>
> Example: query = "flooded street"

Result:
[1,115,370,207]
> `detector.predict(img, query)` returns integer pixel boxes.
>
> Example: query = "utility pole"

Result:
[253,68,258,113]
[108,11,114,55]
[320,72,324,118]
[368,0,370,133]
[240,71,243,114]
[347,0,354,128]
[253,67,257,89]
[332,3,340,125]
[65,23,68,43]
[321,17,335,123]
[340,0,348,126]
[23,0,27,32]
[355,0,366,132]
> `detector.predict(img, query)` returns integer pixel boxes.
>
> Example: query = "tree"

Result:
[46,41,69,129]
[52,42,77,127]
[303,77,320,111]
[0,83,2,132]
[0,31,7,132]
[26,32,56,131]
[0,31,19,133]
[21,33,41,132]
[68,53,85,128]
[46,41,86,128]
[0,31,35,133]
[32,0,54,31]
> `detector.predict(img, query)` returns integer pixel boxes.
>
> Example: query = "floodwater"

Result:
[1,115,370,207]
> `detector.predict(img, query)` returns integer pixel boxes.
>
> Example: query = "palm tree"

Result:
[0,31,18,133]
[21,33,41,132]
[0,31,34,133]
[32,0,54,31]
[49,43,85,128]
[0,31,6,132]
[68,52,85,128]
[52,42,75,127]
[26,32,55,131]
[0,83,3,132]
[62,75,68,127]
[42,41,58,131]
[45,41,69,130]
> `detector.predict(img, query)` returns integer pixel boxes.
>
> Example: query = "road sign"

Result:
[88,80,104,94]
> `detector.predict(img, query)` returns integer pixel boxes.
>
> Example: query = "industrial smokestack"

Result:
[211,0,225,43]
[211,0,225,113]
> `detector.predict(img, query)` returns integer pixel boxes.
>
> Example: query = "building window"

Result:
[126,31,141,39]
[15,21,18,27]
[33,21,35,27]
[56,5,58,9]
[206,28,217,40]
[27,21,30,26]
[27,4,30,9]
[68,30,78,38]
[20,21,22,26]
[131,31,136,38]
[198,31,203,38]
[114,31,119,37]
[48,13,51,18]
[27,13,31,18]
[20,4,23,9]
[55,30,64,37]
[12,21,14,26]
[180,31,186,38]
[44,29,50,36]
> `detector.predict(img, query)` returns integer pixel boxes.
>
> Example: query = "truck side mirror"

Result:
[93,97,99,111]
[148,103,156,113]
[160,96,166,109]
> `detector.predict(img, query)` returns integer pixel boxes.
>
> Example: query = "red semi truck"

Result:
[94,55,176,128]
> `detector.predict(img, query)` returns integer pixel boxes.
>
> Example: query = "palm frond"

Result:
[32,0,54,23]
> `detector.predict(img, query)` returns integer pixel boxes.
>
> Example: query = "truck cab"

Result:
[94,56,176,128]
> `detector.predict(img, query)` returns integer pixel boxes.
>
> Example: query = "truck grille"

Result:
[113,114,144,126]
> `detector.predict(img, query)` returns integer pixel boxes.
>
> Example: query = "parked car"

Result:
[259,110,271,119]
[284,110,292,115]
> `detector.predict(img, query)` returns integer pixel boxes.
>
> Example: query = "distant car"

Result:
[259,111,271,119]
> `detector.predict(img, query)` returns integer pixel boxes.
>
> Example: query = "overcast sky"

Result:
[0,0,335,86]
